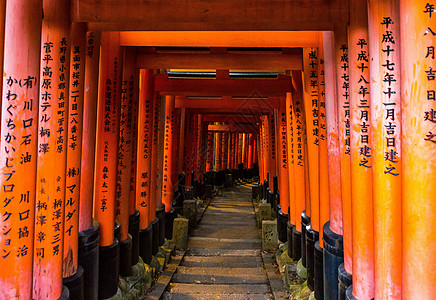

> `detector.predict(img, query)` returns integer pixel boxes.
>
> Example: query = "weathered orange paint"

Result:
[215,131,222,171]
[247,133,254,169]
[94,31,122,247]
[323,30,343,236]
[129,71,139,216]
[80,31,101,231]
[149,82,159,222]
[290,71,307,230]
[318,39,330,246]
[335,25,353,273]
[302,47,320,232]
[0,1,42,298]
[278,97,289,215]
[222,132,228,170]
[368,1,402,298]
[349,0,374,297]
[115,48,136,240]
[33,1,69,297]
[206,131,214,172]
[195,114,203,180]
[400,0,436,298]
[136,69,154,228]
[63,22,87,278]
[162,96,175,212]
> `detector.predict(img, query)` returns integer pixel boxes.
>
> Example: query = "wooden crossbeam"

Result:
[208,124,259,134]
[136,51,302,70]
[201,115,260,123]
[120,31,321,47]
[74,0,348,31]
[154,74,292,97]
[175,98,279,111]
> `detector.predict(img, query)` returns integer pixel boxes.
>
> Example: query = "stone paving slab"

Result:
[162,292,273,299]
[176,266,266,276]
[168,283,271,294]
[172,273,268,284]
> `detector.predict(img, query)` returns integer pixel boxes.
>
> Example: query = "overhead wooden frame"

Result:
[120,31,321,48]
[73,0,348,31]
[136,49,302,70]
[208,124,259,134]
[201,115,260,123]
[154,74,293,97]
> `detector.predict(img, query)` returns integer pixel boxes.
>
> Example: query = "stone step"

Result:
[188,237,261,250]
[181,255,263,268]
[168,283,270,294]
[187,248,261,257]
[172,273,268,284]
[176,266,266,276]
[162,292,272,300]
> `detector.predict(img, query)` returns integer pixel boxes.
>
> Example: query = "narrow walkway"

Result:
[163,183,273,299]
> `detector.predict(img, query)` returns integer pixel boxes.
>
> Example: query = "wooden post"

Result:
[94,31,122,247]
[0,1,42,298]
[206,131,214,172]
[79,31,101,231]
[116,48,136,242]
[400,0,436,298]
[278,97,290,215]
[136,69,154,230]
[318,40,330,245]
[349,0,375,297]
[368,1,402,298]
[303,47,320,234]
[336,25,353,275]
[33,1,68,298]
[63,22,87,281]
[290,71,307,231]
[162,95,175,211]
[286,93,296,226]
[94,32,123,298]
[323,30,343,237]
[129,71,139,217]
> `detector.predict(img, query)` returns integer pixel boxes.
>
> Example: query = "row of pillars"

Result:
[0,1,262,299]
[261,1,435,299]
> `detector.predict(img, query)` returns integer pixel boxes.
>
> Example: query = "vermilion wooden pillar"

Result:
[183,112,193,185]
[0,1,42,298]
[278,97,289,215]
[222,132,228,170]
[33,1,69,298]
[94,31,122,298]
[195,115,203,180]
[285,93,296,226]
[290,72,307,231]
[368,1,402,298]
[323,31,343,238]
[303,47,320,234]
[318,42,330,244]
[78,30,101,300]
[238,133,243,166]
[116,48,136,247]
[129,73,139,216]
[349,0,375,298]
[94,31,122,246]
[248,133,254,169]
[268,112,277,177]
[400,1,436,298]
[0,0,4,127]
[80,31,101,232]
[63,22,87,282]
[323,30,345,300]
[162,95,175,211]
[336,25,353,276]
[215,131,222,171]
[206,131,214,172]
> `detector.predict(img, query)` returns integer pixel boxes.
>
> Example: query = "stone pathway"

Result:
[163,183,275,299]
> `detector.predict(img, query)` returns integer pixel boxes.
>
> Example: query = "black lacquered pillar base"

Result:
[139,224,153,264]
[78,219,100,300]
[323,221,344,300]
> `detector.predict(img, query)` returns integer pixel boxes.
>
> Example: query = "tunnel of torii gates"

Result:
[0,0,434,299]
